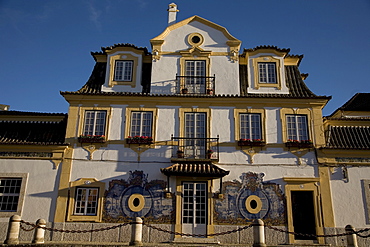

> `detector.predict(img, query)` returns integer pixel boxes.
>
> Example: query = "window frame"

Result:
[286,114,309,141]
[74,187,99,216]
[67,178,105,222]
[0,173,27,217]
[130,111,153,138]
[239,113,262,140]
[114,60,134,82]
[234,108,265,143]
[252,56,282,90]
[258,62,277,84]
[82,110,107,137]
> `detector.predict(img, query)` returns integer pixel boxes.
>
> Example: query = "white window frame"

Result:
[286,115,309,141]
[83,110,107,136]
[240,113,262,140]
[130,111,153,137]
[258,62,277,84]
[0,174,27,217]
[74,187,99,216]
[0,178,22,212]
[185,60,206,93]
[114,60,133,81]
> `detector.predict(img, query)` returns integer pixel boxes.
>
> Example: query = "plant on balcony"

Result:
[285,139,313,148]
[238,138,266,147]
[126,136,153,144]
[176,149,184,158]
[181,88,188,94]
[206,88,214,95]
[78,135,106,143]
[206,149,214,159]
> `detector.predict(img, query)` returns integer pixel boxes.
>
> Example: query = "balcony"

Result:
[176,75,215,95]
[171,136,219,162]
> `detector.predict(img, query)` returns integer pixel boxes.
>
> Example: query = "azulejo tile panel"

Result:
[103,170,175,223]
[214,172,286,225]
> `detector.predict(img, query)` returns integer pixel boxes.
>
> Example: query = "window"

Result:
[240,113,262,140]
[286,115,309,141]
[83,110,106,136]
[67,178,104,222]
[0,178,22,212]
[184,60,206,94]
[114,60,133,81]
[74,188,99,216]
[130,111,153,137]
[258,62,276,83]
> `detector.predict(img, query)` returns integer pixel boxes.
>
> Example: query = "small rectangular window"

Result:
[74,188,99,216]
[130,112,153,137]
[258,62,276,83]
[83,110,107,136]
[0,178,22,212]
[114,60,133,81]
[240,113,262,140]
[286,115,309,141]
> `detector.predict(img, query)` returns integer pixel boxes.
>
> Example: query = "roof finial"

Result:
[167,3,179,26]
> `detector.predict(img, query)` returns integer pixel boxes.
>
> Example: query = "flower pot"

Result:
[182,88,188,94]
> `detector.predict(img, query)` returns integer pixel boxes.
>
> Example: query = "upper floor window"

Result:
[240,113,262,140]
[114,60,133,81]
[74,187,99,216]
[0,178,22,212]
[83,110,107,136]
[184,60,206,94]
[286,115,308,141]
[258,62,276,84]
[130,111,153,137]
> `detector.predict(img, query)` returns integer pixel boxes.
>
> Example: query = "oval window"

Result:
[128,194,145,212]
[245,195,263,214]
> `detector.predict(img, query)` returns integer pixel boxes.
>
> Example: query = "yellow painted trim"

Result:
[188,33,204,47]
[124,107,158,140]
[67,178,105,222]
[150,15,241,51]
[128,194,145,212]
[246,48,288,58]
[77,106,112,140]
[252,56,282,89]
[108,54,137,87]
[234,108,265,142]
[245,195,262,214]
[280,108,313,143]
[318,167,335,227]
[284,56,301,66]
[284,177,324,244]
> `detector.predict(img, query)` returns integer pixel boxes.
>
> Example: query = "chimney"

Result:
[167,3,179,26]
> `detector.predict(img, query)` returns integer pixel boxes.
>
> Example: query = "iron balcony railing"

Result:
[176,75,215,95]
[171,136,219,160]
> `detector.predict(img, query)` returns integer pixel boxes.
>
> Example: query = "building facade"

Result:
[1,4,370,246]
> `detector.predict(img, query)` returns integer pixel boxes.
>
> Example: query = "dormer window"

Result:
[258,62,276,84]
[114,60,133,81]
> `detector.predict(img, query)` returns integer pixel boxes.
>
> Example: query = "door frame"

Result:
[175,177,214,239]
[284,177,324,244]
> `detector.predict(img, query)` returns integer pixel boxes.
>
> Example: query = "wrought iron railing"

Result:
[171,136,219,160]
[176,75,215,95]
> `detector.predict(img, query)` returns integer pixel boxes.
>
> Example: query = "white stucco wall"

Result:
[330,166,370,228]
[0,159,59,222]
[151,20,240,95]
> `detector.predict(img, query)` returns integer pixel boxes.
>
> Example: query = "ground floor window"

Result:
[0,178,22,212]
[74,187,99,216]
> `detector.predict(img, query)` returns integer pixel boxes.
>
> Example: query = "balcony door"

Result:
[185,113,206,159]
[185,60,206,94]
[182,182,207,237]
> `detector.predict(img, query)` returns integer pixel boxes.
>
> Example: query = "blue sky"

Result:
[1,0,369,116]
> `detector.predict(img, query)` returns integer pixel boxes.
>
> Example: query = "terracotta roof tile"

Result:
[0,118,68,146]
[325,125,370,149]
[161,163,229,177]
